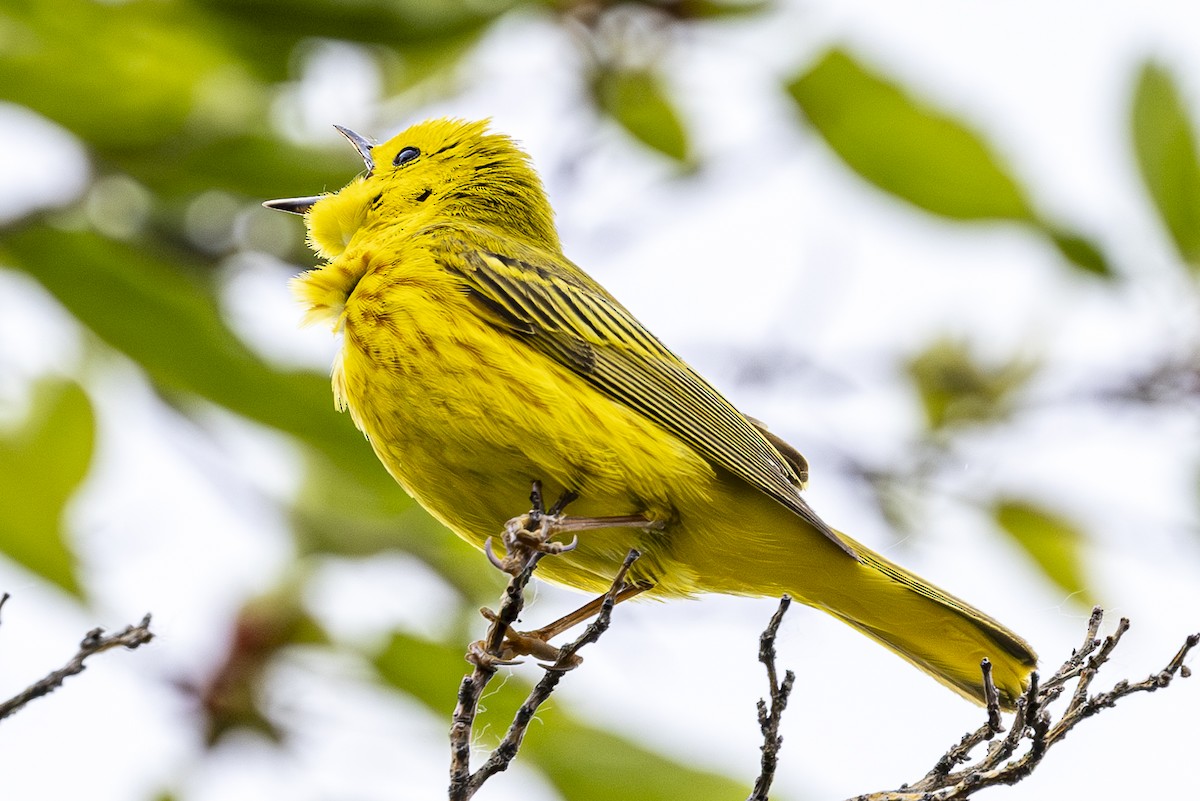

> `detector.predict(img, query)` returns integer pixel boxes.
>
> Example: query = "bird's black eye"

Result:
[393,146,420,167]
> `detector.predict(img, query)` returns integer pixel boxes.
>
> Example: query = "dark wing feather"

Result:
[438,234,853,557]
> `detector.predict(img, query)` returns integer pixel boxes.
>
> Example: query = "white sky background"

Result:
[1,1,1199,800]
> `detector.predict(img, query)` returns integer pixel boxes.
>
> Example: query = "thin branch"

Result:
[845,607,1197,801]
[747,595,795,801]
[449,554,543,794]
[448,484,641,801]
[0,612,154,722]
[466,549,641,794]
[924,659,1006,781]
[444,491,1196,801]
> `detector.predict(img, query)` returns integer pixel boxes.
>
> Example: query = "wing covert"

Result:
[435,233,853,557]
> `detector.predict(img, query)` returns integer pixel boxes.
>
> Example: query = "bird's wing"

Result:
[437,235,853,558]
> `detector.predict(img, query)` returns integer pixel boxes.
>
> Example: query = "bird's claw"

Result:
[484,508,580,575]
[500,628,571,664]
[476,607,576,665]
[483,537,506,571]
[483,484,655,576]
[466,639,524,668]
[537,653,583,672]
[544,534,578,555]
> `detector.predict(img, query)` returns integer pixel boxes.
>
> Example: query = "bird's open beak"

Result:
[263,125,377,215]
[334,124,375,173]
[261,195,322,215]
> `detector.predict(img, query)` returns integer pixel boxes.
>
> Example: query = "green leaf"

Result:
[0,0,498,157]
[672,0,771,19]
[194,0,504,51]
[1041,227,1114,278]
[110,134,365,204]
[907,338,1035,430]
[787,49,1034,221]
[192,0,500,88]
[292,457,503,603]
[374,633,747,800]
[1131,62,1200,271]
[993,499,1090,604]
[1,226,396,497]
[0,380,93,595]
[595,68,690,163]
[0,0,236,150]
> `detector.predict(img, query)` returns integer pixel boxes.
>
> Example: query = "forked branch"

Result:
[748,595,796,801]
[0,594,154,723]
[445,488,1196,801]
[847,607,1197,801]
[447,486,641,801]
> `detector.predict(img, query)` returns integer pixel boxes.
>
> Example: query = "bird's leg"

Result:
[482,577,652,668]
[483,480,664,577]
[475,481,659,667]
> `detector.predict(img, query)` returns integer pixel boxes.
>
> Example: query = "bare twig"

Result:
[845,607,1197,801]
[748,595,795,801]
[924,659,1006,781]
[448,488,641,801]
[466,549,640,793]
[449,553,543,793]
[446,493,1196,801]
[0,611,154,722]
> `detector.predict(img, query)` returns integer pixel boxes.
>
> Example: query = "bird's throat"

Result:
[290,252,372,331]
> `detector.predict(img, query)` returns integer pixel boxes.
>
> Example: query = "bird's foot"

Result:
[482,480,579,576]
[476,575,652,670]
[474,482,655,669]
[475,607,581,669]
[483,480,662,577]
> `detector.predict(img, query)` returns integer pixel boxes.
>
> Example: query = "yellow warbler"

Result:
[266,118,1036,706]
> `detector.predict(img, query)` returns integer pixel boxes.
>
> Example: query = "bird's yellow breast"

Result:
[304,236,718,594]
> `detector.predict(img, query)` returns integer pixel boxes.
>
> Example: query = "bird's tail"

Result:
[805,531,1037,708]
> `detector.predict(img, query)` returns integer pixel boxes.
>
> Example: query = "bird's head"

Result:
[264,118,560,260]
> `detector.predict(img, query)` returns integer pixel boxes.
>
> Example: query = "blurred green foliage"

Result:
[375,633,748,800]
[993,499,1091,605]
[594,66,690,163]
[0,379,92,596]
[787,49,1113,277]
[1132,61,1200,272]
[906,338,1034,431]
[788,50,1033,223]
[2,226,389,490]
[0,0,1198,797]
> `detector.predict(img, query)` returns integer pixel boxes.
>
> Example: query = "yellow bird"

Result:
[266,118,1036,707]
